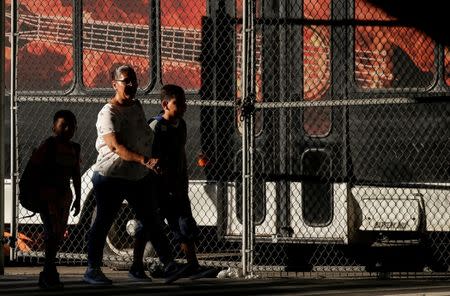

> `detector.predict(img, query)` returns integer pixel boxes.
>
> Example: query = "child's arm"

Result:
[180,121,189,196]
[150,124,164,172]
[71,143,81,216]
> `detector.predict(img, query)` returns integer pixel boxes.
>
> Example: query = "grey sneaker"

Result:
[83,267,112,285]
[164,262,199,284]
[128,264,152,281]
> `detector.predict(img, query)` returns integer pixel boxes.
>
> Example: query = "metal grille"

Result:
[4,0,450,278]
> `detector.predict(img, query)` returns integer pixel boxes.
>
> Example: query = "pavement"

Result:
[2,266,450,295]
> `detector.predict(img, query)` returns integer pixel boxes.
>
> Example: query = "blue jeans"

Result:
[87,172,173,267]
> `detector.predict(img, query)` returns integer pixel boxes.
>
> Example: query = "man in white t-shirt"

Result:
[84,65,176,285]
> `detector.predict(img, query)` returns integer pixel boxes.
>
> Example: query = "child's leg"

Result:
[38,189,72,288]
[180,241,198,266]
[132,226,147,267]
[39,205,58,274]
[128,176,174,267]
[177,202,200,265]
[164,195,200,266]
[40,189,71,274]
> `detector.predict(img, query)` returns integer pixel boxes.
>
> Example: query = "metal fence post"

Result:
[0,0,5,275]
[240,0,256,278]
[9,0,18,261]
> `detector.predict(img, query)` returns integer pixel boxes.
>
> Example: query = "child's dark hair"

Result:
[111,64,136,81]
[54,110,77,126]
[161,84,185,102]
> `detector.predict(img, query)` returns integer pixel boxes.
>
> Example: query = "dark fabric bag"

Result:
[18,137,56,213]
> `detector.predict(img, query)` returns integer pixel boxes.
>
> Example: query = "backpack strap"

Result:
[148,112,164,125]
[45,136,57,161]
[40,136,58,174]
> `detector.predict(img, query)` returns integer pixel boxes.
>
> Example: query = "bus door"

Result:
[281,1,349,243]
[225,0,349,243]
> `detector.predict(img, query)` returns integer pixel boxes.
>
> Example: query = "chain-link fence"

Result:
[4,0,450,278]
[239,0,450,278]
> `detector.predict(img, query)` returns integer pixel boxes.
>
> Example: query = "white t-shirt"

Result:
[94,101,153,180]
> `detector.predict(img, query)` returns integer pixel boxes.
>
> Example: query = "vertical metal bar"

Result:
[72,0,83,94]
[248,0,256,276]
[241,0,256,278]
[0,0,5,275]
[153,0,162,88]
[241,0,249,276]
[9,0,18,261]
[277,0,289,238]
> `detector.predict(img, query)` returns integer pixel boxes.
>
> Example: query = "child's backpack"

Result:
[18,137,56,214]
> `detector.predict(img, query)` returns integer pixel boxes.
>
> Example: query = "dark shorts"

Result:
[158,191,200,244]
[39,187,72,242]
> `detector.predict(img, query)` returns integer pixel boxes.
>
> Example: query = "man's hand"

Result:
[145,157,162,174]
[71,198,81,217]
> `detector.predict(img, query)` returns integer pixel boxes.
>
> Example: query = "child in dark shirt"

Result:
[149,84,201,275]
[29,110,81,288]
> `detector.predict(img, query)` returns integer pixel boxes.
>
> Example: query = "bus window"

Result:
[82,2,151,89]
[8,1,74,92]
[302,25,332,137]
[160,0,205,91]
[300,149,333,226]
[354,0,435,89]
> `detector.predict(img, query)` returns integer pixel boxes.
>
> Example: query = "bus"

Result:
[4,0,450,271]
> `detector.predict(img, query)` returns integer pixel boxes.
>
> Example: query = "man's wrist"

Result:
[143,156,150,165]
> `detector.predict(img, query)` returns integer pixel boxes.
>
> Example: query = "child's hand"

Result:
[71,198,81,217]
[145,158,162,174]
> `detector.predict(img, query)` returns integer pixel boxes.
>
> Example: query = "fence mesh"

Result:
[3,0,450,278]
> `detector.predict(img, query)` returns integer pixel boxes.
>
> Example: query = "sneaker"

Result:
[149,261,180,278]
[148,262,166,278]
[183,262,201,276]
[163,261,180,278]
[83,267,113,285]
[164,262,200,284]
[189,267,220,280]
[38,271,64,289]
[128,264,152,281]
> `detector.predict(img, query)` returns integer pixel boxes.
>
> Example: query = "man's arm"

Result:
[103,132,147,164]
[103,132,160,172]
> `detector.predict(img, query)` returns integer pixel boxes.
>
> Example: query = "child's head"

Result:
[161,84,186,120]
[53,110,77,141]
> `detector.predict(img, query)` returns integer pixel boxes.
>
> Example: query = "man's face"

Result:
[113,71,138,103]
[53,117,76,140]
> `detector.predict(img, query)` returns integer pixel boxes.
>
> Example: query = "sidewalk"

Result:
[4,265,120,278]
[3,265,450,295]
